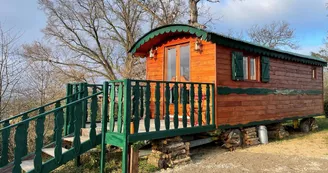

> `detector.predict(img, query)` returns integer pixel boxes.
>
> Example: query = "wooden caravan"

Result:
[129,24,327,128]
[1,24,327,173]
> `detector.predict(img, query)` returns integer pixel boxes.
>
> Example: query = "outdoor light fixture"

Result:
[149,47,157,58]
[195,38,202,52]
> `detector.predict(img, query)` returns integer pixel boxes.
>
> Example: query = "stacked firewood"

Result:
[267,123,289,139]
[148,136,191,169]
[242,127,260,146]
[220,129,242,151]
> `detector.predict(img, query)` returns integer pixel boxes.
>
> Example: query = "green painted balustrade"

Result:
[101,79,216,173]
[1,79,215,173]
[0,83,103,172]
[101,79,216,141]
[128,80,216,140]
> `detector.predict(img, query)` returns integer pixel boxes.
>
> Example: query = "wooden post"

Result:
[100,82,109,173]
[129,122,139,173]
[122,79,131,173]
[130,146,139,173]
[293,119,299,129]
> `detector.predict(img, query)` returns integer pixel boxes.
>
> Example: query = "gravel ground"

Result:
[158,130,328,173]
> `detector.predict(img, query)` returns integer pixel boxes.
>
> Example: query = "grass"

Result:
[271,116,328,142]
[315,116,328,131]
[53,117,328,172]
[52,146,159,173]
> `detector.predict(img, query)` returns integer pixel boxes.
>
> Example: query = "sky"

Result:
[0,0,327,55]
[0,0,46,44]
[205,0,328,54]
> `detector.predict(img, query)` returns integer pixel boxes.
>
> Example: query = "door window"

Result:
[167,47,176,81]
[180,45,190,81]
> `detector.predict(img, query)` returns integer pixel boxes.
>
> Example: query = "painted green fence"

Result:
[0,83,103,173]
[101,79,216,172]
[0,79,216,173]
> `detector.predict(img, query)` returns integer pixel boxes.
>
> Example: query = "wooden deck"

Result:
[91,116,196,133]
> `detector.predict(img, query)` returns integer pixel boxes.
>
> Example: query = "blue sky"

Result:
[0,0,46,44]
[205,0,328,54]
[0,0,327,55]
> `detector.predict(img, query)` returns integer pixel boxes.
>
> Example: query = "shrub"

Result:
[324,101,328,118]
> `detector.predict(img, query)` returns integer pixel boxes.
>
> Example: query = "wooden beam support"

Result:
[129,146,139,173]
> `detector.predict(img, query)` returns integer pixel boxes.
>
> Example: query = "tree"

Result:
[133,0,220,28]
[23,41,95,82]
[247,21,299,49]
[0,25,23,120]
[28,0,147,80]
[188,0,219,28]
[132,0,187,28]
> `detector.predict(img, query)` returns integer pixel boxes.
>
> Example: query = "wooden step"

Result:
[81,128,102,137]
[63,136,90,143]
[42,147,68,157]
[21,159,35,172]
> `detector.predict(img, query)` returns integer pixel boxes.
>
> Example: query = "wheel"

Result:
[300,118,311,133]
[309,118,318,131]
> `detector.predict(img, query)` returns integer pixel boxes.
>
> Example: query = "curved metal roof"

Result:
[129,24,327,66]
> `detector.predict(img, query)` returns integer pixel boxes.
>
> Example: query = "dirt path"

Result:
[158,130,328,173]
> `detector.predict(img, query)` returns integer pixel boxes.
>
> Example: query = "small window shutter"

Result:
[232,51,244,80]
[261,56,270,82]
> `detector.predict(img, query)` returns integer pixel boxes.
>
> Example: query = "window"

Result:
[312,67,317,79]
[166,44,190,81]
[232,52,269,82]
[180,45,190,81]
[243,56,258,80]
[167,47,176,81]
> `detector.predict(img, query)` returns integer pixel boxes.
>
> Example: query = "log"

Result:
[268,130,289,139]
[243,127,256,132]
[172,156,191,165]
[245,140,260,145]
[168,149,186,158]
[243,131,257,136]
[165,142,184,150]
[174,154,188,160]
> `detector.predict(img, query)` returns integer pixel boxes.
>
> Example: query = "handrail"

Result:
[0,91,84,124]
[0,91,102,132]
[131,79,214,85]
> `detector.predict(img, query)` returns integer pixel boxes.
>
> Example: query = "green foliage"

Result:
[53,149,123,173]
[324,101,328,118]
[138,158,159,173]
[316,116,328,131]
[53,149,160,173]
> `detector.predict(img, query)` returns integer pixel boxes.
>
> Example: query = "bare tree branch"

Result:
[0,24,24,120]
[247,21,299,50]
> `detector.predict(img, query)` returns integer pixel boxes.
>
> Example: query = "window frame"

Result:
[164,42,191,82]
[312,67,317,79]
[242,55,260,82]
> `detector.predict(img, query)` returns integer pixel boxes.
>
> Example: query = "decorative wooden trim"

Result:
[219,113,323,129]
[214,45,219,127]
[217,86,323,95]
[129,24,326,67]
[129,25,208,54]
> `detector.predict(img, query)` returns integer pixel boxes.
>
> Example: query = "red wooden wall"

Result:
[216,45,324,126]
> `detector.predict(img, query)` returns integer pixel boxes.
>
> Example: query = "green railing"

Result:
[1,79,216,173]
[0,83,103,172]
[101,79,216,172]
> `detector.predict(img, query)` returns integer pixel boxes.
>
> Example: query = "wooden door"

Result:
[164,44,190,118]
